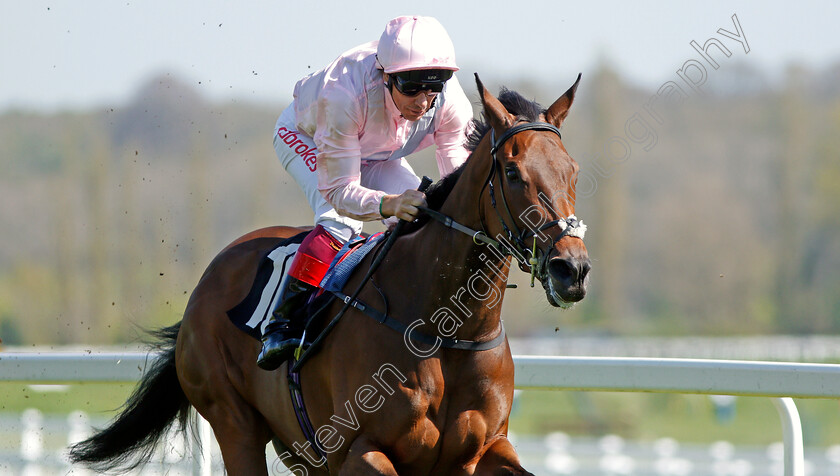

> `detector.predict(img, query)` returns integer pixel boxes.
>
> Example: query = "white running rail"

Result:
[3,352,840,475]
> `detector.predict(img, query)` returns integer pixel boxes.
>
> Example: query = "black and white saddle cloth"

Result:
[226,232,307,340]
[226,231,385,340]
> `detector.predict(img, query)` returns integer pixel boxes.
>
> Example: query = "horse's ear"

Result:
[545,73,582,128]
[475,73,514,135]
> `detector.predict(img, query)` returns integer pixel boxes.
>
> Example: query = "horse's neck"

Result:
[396,227,510,343]
[392,152,510,342]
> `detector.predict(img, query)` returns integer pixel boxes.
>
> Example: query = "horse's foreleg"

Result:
[472,436,534,476]
[338,436,399,476]
[200,396,274,476]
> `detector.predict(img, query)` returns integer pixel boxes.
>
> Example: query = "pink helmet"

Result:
[376,16,459,73]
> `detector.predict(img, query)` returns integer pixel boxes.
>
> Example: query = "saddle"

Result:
[225,230,384,342]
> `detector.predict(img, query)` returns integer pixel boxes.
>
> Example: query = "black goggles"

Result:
[391,69,454,96]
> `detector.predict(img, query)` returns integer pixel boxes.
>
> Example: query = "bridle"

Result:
[419,121,587,286]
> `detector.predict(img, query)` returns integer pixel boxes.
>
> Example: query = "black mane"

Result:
[401,87,545,234]
[465,87,545,152]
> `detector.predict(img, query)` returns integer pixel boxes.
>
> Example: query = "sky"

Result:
[1,0,839,112]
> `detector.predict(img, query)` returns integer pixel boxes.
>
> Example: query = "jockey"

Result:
[258,15,474,370]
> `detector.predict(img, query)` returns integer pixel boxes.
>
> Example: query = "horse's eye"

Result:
[505,167,520,182]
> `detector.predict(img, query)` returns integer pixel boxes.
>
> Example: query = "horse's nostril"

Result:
[548,257,579,285]
[549,257,591,287]
[579,258,591,281]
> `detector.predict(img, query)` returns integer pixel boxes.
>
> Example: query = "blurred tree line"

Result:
[1,62,839,345]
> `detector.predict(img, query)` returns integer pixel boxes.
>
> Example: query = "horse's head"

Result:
[475,74,591,308]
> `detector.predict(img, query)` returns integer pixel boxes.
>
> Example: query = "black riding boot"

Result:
[257,277,315,370]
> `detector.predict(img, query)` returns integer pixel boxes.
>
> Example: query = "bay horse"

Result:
[69,74,590,475]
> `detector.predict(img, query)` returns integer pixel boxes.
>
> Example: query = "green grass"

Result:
[0,382,133,417]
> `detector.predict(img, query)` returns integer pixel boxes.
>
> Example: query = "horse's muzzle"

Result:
[546,255,591,306]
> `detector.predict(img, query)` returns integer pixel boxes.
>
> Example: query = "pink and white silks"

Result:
[273,40,473,243]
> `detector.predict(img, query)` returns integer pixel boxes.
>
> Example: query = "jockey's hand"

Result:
[380,189,427,221]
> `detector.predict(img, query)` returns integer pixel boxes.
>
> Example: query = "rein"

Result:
[332,291,506,351]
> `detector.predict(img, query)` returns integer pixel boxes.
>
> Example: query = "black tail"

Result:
[68,322,192,473]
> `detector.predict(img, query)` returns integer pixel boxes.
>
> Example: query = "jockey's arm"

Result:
[314,86,431,223]
[312,86,391,222]
[433,74,474,176]
[318,169,426,222]
[314,76,472,224]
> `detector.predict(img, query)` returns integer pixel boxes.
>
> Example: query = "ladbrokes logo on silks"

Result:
[277,127,318,171]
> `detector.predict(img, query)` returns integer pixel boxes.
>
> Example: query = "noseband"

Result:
[420,121,587,287]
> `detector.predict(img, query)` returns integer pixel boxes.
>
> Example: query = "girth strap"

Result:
[287,365,328,466]
[332,291,506,352]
